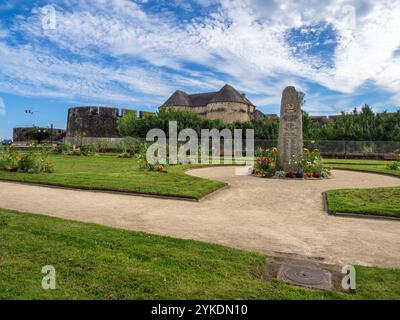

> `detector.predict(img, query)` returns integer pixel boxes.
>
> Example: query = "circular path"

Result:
[1,169,399,268]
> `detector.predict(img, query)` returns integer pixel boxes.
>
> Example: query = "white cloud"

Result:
[0,40,227,106]
[2,0,400,111]
[0,97,5,116]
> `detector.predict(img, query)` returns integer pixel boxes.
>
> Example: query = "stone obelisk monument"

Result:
[277,86,303,171]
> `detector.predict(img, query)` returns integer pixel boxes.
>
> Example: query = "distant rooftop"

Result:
[162,84,255,107]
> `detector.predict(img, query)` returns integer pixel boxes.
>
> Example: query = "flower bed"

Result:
[0,144,54,174]
[252,147,331,179]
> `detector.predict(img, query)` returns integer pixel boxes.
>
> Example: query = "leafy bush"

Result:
[80,145,96,156]
[387,161,400,171]
[120,137,141,154]
[135,143,168,172]
[55,143,73,155]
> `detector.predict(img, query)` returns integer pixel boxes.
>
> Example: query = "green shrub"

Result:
[17,154,54,173]
[80,145,96,156]
[55,143,73,155]
[387,161,400,171]
[135,143,168,172]
[121,136,141,154]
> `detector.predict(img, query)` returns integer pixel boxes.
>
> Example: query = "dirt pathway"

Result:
[1,169,399,268]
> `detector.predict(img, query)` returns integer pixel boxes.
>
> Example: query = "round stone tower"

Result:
[66,106,121,139]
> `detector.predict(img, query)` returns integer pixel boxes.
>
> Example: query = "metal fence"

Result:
[254,140,400,158]
[59,137,400,159]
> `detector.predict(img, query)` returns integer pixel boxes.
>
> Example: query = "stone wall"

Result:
[66,106,121,139]
[65,106,154,144]
[171,105,208,116]
[206,102,254,123]
[170,103,254,123]
[13,127,65,142]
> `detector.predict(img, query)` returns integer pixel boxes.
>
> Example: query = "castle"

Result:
[12,85,346,145]
[161,84,256,123]
[64,106,144,145]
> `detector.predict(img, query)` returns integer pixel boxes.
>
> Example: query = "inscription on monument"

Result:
[277,86,303,171]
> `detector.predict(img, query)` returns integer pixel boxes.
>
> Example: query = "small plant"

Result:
[254,157,275,177]
[156,164,167,173]
[285,171,296,178]
[253,147,277,177]
[300,148,331,179]
[295,170,304,178]
[274,170,285,178]
[387,161,400,171]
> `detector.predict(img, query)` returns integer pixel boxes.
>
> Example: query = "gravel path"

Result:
[1,169,399,268]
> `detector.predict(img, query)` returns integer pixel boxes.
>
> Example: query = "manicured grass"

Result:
[323,159,400,217]
[327,187,400,217]
[1,208,399,299]
[322,159,389,166]
[0,154,226,200]
[324,162,400,177]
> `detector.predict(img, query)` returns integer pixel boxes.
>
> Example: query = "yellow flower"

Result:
[271,147,278,152]
[303,148,309,152]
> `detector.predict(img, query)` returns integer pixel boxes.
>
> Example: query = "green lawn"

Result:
[323,159,400,217]
[0,154,226,200]
[326,187,400,217]
[323,159,400,177]
[1,208,399,300]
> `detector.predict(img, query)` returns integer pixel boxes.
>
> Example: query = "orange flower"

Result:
[15,156,21,161]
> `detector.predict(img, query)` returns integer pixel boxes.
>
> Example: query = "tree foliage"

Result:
[117,105,400,141]
[24,128,52,143]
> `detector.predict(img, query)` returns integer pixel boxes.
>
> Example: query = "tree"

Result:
[117,104,400,141]
[24,128,52,143]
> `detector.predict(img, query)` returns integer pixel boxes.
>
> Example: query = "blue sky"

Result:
[1,0,400,139]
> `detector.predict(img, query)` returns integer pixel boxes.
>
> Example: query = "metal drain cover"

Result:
[277,262,332,290]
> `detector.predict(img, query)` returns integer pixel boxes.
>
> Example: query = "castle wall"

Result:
[206,102,254,123]
[171,105,208,116]
[169,103,254,123]
[66,106,120,139]
[65,106,154,145]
